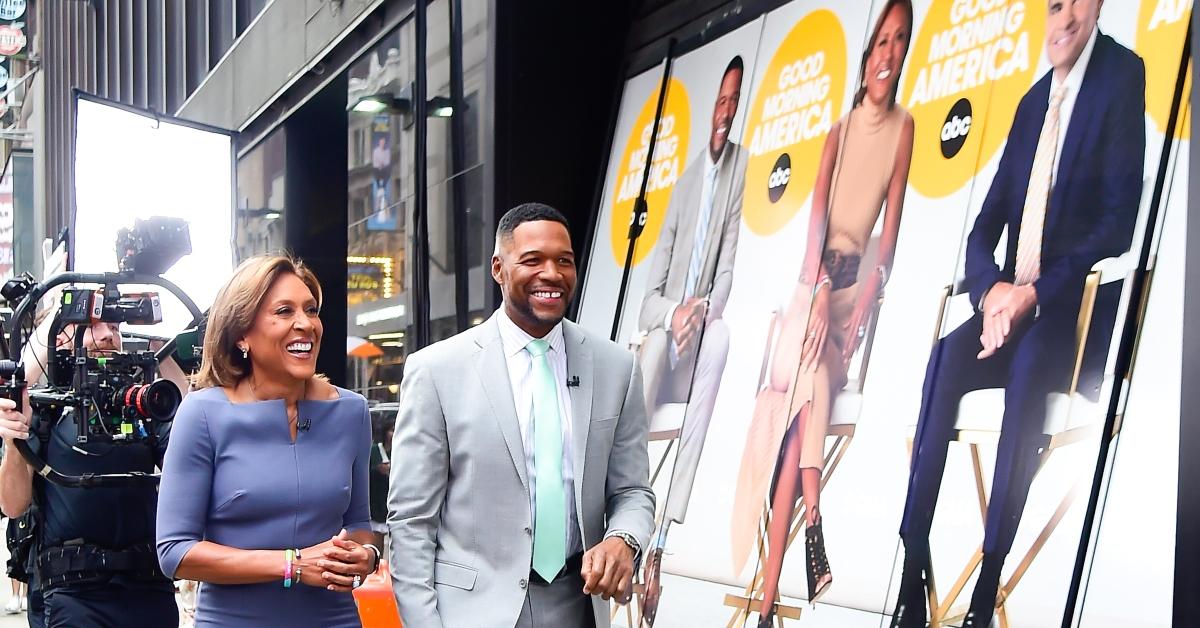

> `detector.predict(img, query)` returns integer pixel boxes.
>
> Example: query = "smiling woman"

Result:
[155,255,381,628]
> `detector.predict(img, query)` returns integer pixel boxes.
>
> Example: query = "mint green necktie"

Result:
[526,338,567,582]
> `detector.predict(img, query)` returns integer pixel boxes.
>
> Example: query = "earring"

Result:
[241,346,249,359]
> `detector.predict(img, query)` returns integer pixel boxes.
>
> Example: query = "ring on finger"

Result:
[352,575,362,589]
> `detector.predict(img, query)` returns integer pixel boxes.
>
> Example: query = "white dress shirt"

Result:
[1049,25,1098,186]
[496,309,582,556]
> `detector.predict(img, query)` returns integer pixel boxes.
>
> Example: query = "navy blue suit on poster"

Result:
[900,32,1145,560]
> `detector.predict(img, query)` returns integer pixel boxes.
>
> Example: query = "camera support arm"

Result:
[4,271,205,488]
[7,271,205,360]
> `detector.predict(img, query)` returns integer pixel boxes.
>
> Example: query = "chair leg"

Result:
[933,547,983,622]
[969,444,989,523]
[1002,465,1086,596]
[650,439,676,486]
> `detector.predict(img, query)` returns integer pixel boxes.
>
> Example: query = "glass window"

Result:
[235,128,286,261]
[426,0,492,341]
[344,1,491,398]
[347,28,416,402]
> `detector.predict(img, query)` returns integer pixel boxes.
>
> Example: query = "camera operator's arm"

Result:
[0,389,34,518]
[0,313,57,519]
[158,356,190,400]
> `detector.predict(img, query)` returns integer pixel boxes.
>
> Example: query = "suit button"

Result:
[519,578,528,589]
[524,527,532,535]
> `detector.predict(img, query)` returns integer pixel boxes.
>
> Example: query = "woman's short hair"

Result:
[194,254,323,389]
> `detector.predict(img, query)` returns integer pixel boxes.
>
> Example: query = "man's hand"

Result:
[0,388,32,443]
[581,536,635,602]
[977,283,1038,359]
[670,298,708,352]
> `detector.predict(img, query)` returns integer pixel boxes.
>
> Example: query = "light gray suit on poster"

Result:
[388,313,654,628]
[638,139,746,524]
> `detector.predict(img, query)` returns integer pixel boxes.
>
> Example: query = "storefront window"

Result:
[347,28,415,403]
[345,2,491,401]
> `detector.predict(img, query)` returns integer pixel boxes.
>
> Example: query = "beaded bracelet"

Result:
[283,549,295,588]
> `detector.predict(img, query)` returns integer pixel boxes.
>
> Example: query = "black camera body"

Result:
[0,217,205,487]
[40,349,181,443]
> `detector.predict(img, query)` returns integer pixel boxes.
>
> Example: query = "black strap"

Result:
[39,543,164,586]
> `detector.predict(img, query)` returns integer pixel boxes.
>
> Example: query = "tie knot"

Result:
[1050,85,1068,109]
[526,338,550,357]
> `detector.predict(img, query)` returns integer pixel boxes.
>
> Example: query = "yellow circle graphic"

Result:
[609,78,691,267]
[900,0,1044,198]
[742,9,847,236]
[1136,0,1191,138]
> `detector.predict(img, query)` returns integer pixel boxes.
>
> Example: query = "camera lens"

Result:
[120,380,181,421]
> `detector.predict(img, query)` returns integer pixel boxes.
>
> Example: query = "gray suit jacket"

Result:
[387,313,655,628]
[638,141,746,333]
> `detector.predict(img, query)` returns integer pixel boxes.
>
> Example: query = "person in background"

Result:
[637,55,748,625]
[369,425,393,535]
[0,303,189,628]
[730,2,915,624]
[894,1,1144,625]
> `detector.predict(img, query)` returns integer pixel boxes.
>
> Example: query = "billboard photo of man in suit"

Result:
[638,55,748,623]
[892,1,1145,626]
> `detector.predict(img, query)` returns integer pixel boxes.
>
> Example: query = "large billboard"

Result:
[576,1,1191,626]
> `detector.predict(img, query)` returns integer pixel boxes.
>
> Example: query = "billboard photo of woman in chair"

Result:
[729,1,915,624]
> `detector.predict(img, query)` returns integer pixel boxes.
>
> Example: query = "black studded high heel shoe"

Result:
[890,546,930,628]
[805,519,833,605]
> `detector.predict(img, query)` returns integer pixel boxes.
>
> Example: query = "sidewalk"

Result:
[0,541,30,627]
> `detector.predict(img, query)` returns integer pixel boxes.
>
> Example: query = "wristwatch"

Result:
[607,531,642,565]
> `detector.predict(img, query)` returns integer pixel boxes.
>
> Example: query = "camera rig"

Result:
[0,219,204,487]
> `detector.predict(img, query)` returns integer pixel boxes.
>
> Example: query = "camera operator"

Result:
[0,304,188,628]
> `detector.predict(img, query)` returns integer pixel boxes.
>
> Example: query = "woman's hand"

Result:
[310,529,373,592]
[841,273,882,364]
[799,284,831,373]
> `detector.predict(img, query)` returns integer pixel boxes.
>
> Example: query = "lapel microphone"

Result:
[566,376,580,388]
[298,419,312,432]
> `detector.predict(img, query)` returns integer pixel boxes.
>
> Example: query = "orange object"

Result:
[354,559,403,628]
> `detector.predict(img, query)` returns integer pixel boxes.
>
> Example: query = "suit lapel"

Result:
[564,322,594,521]
[704,146,734,283]
[473,318,529,494]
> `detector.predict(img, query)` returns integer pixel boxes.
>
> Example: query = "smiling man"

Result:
[388,203,654,628]
[893,1,1144,626]
[636,55,748,623]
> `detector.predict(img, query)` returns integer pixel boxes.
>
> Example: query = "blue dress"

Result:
[156,386,372,627]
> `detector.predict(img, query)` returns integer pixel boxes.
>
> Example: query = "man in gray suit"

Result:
[639,56,746,621]
[388,203,655,628]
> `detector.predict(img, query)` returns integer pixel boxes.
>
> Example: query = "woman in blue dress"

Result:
[156,254,378,627]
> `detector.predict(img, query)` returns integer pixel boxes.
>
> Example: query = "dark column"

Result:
[1174,9,1200,624]
[492,0,638,313]
[285,76,349,386]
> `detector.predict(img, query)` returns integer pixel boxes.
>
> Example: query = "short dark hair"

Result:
[496,202,570,242]
[723,56,744,83]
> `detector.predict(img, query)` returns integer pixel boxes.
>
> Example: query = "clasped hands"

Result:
[298,529,374,592]
[670,298,708,353]
[978,282,1038,359]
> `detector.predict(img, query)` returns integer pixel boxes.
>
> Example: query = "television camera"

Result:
[0,217,205,487]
